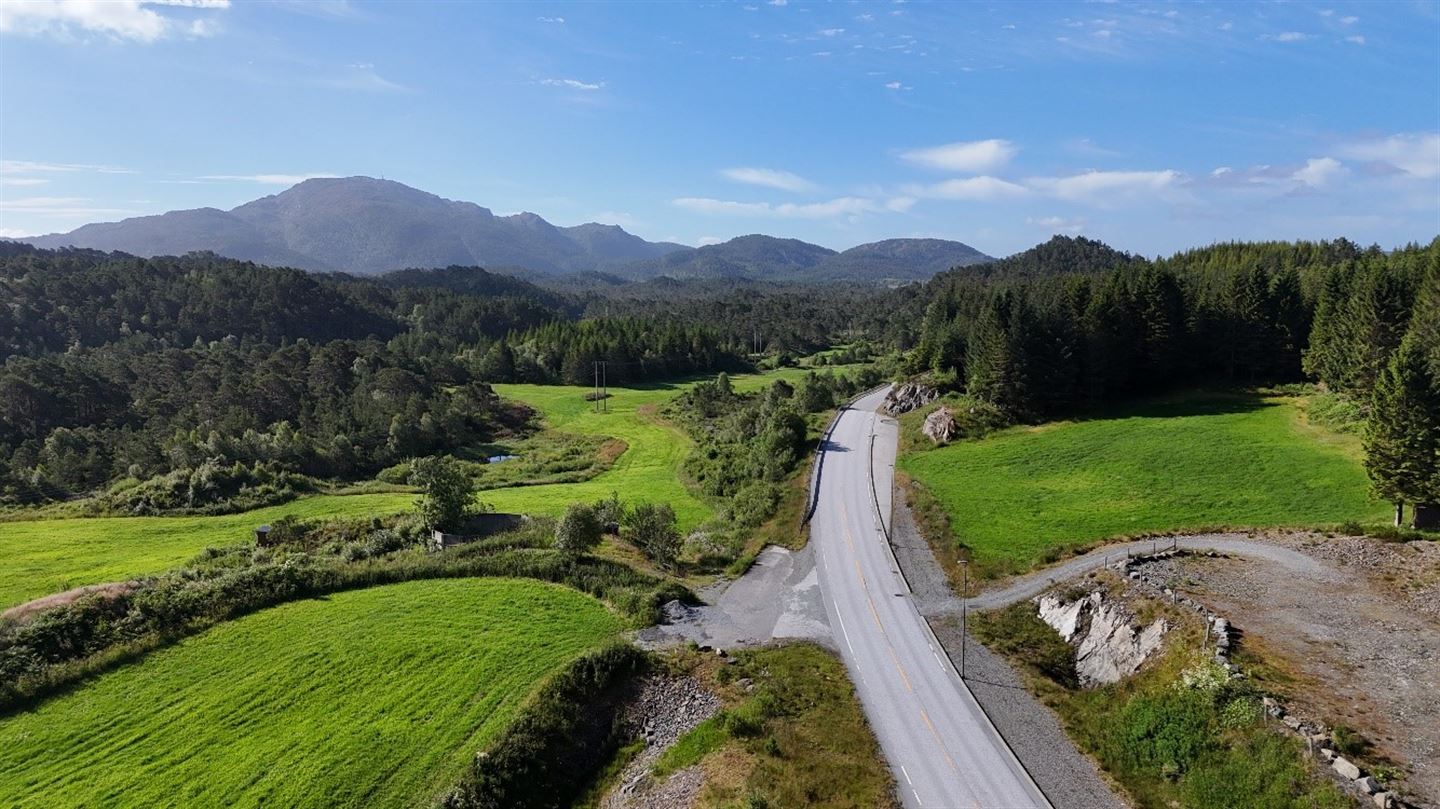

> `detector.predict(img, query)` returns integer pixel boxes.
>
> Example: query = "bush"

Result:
[554,503,602,554]
[628,502,681,569]
[93,459,314,516]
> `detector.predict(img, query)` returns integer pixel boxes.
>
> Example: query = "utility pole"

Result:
[960,559,969,680]
[601,361,608,413]
[593,361,600,413]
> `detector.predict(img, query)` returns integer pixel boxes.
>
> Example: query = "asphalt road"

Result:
[811,388,1051,809]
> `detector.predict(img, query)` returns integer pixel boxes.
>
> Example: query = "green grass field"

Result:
[0,366,866,608]
[899,393,1391,570]
[0,578,620,808]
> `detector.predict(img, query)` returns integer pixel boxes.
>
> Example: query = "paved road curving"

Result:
[811,387,1050,809]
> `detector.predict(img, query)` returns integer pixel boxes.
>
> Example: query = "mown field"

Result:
[899,392,1391,571]
[0,366,857,608]
[0,578,621,808]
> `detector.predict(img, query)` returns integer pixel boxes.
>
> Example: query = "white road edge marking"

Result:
[913,788,924,806]
[901,765,912,785]
[833,598,856,655]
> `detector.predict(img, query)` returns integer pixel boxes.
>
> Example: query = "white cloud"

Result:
[906,176,1029,201]
[541,77,605,91]
[720,167,817,192]
[1027,169,1182,201]
[768,0,786,5]
[0,0,229,43]
[1339,15,1358,25]
[0,177,48,186]
[696,236,723,246]
[1339,132,1440,179]
[885,196,917,212]
[672,196,877,219]
[1264,31,1309,42]
[537,16,564,23]
[0,196,136,216]
[198,173,338,185]
[1292,157,1346,188]
[884,81,902,90]
[1219,20,1233,31]
[1027,215,1085,233]
[1345,35,1364,45]
[900,139,1017,172]
[818,27,843,36]
[0,159,134,175]
[319,64,408,93]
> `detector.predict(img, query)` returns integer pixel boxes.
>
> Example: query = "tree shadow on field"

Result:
[1079,389,1277,424]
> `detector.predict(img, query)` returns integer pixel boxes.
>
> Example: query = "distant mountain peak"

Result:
[22,175,993,282]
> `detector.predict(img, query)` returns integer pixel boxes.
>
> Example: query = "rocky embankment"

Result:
[600,673,722,809]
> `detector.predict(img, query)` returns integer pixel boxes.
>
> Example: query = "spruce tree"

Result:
[1363,334,1440,527]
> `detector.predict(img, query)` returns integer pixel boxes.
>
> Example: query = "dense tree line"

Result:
[0,335,526,503]
[0,247,760,505]
[910,236,1440,524]
[478,318,751,386]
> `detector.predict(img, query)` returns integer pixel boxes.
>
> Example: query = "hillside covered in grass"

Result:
[900,392,1389,574]
[0,578,620,808]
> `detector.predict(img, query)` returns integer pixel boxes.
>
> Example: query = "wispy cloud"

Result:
[1339,132,1440,179]
[1027,215,1086,233]
[904,176,1029,201]
[537,16,565,24]
[899,139,1017,173]
[541,78,605,91]
[197,173,338,185]
[720,167,817,192]
[1,160,134,175]
[0,177,48,187]
[0,196,137,217]
[0,0,229,43]
[673,196,876,219]
[1026,169,1183,202]
[1262,31,1309,42]
[318,63,409,93]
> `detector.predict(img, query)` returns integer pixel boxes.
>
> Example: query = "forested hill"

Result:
[0,244,562,357]
[616,234,993,282]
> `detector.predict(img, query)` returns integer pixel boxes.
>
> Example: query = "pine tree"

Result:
[1363,334,1440,527]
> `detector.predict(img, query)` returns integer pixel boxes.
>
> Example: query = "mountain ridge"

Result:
[20,176,994,282]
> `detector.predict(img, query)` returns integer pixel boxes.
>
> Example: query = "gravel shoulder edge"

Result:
[889,500,1131,809]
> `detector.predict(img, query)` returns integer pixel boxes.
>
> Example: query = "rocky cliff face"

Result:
[882,382,939,416]
[1037,591,1169,686]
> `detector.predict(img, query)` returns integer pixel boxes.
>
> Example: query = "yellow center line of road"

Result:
[887,644,914,693]
[919,708,961,774]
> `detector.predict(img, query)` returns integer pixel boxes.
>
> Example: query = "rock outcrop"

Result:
[882,382,939,416]
[922,407,958,444]
[1037,591,1169,686]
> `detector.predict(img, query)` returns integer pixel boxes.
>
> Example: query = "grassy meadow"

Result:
[899,392,1390,571]
[0,365,863,608]
[0,578,621,808]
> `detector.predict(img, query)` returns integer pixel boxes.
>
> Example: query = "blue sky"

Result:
[1,0,1438,257]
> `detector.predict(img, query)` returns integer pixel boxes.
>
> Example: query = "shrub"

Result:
[554,503,602,554]
[628,502,681,569]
